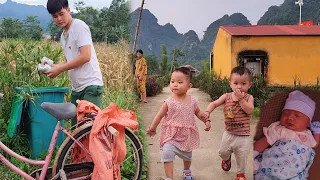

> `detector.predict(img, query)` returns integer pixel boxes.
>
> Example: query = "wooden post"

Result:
[132,0,145,54]
[131,0,145,74]
[170,49,176,73]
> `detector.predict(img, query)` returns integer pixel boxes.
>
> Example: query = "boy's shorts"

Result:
[160,143,192,162]
[71,85,104,126]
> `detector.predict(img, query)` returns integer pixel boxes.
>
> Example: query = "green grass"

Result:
[253,107,260,117]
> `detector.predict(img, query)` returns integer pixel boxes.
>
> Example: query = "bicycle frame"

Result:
[0,120,91,180]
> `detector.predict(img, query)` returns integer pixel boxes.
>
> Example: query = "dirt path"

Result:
[138,87,257,180]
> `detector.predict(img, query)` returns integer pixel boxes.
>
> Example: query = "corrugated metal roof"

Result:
[221,25,320,36]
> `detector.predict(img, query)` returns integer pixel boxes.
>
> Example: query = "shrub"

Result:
[156,74,170,91]
[144,74,170,97]
[193,71,230,100]
[247,76,269,108]
[146,76,161,97]
[192,70,210,89]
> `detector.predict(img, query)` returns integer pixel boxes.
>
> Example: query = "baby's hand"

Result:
[146,127,156,137]
[204,120,211,131]
[311,121,320,134]
[199,111,210,121]
[234,89,244,99]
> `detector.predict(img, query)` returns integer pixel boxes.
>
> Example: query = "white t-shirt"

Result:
[60,18,103,92]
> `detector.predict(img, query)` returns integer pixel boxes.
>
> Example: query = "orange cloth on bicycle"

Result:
[77,100,101,121]
[71,100,101,163]
[89,102,138,180]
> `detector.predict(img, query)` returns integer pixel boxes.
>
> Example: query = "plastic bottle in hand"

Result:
[37,64,52,72]
[37,57,53,73]
[41,57,54,65]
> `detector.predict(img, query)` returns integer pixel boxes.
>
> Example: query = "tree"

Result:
[74,1,86,12]
[73,6,103,41]
[170,48,184,72]
[104,0,130,43]
[23,16,43,40]
[160,44,169,76]
[144,54,159,75]
[47,20,63,41]
[70,0,130,43]
[0,18,23,38]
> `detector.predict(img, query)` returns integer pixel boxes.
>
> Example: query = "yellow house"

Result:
[211,25,320,86]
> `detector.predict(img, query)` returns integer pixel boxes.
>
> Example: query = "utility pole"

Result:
[131,0,145,75]
[295,0,303,25]
[170,50,176,73]
[132,0,145,54]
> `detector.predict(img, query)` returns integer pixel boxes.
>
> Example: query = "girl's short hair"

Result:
[173,67,192,82]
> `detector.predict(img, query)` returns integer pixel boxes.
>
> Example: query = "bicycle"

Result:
[0,92,143,180]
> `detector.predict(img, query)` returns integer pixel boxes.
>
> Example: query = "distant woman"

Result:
[135,49,147,103]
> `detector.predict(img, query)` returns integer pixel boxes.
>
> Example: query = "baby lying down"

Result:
[254,90,320,180]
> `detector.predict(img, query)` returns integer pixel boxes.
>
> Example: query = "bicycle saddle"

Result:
[41,102,77,121]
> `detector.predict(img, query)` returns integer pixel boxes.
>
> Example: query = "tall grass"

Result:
[95,40,137,110]
[0,39,69,122]
[0,39,69,179]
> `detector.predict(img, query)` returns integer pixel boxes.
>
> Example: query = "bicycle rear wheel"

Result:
[52,123,143,180]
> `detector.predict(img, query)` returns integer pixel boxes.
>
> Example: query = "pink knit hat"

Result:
[283,90,316,121]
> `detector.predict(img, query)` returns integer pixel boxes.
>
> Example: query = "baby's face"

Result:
[229,73,252,93]
[280,109,310,131]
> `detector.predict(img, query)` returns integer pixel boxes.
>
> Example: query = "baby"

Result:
[254,90,320,180]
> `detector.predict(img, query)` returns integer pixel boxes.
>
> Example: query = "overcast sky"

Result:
[0,0,112,10]
[130,0,284,38]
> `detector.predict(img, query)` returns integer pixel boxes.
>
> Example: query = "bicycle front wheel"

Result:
[52,123,143,180]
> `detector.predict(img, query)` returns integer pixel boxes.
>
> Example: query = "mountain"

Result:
[258,0,320,25]
[0,0,51,30]
[130,9,251,68]
[130,9,184,58]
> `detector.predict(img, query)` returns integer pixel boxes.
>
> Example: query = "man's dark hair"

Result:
[230,66,252,80]
[136,49,143,55]
[47,0,69,14]
[173,67,192,82]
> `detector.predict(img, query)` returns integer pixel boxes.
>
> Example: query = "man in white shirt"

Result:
[46,0,104,126]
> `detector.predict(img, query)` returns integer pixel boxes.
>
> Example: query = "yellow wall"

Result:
[212,29,232,78]
[213,28,320,86]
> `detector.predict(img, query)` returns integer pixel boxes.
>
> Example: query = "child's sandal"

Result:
[183,169,194,180]
[236,174,247,180]
[221,155,231,171]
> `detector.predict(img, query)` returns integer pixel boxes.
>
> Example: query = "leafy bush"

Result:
[144,74,171,97]
[247,76,269,108]
[146,76,160,97]
[156,74,170,90]
[193,71,230,100]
